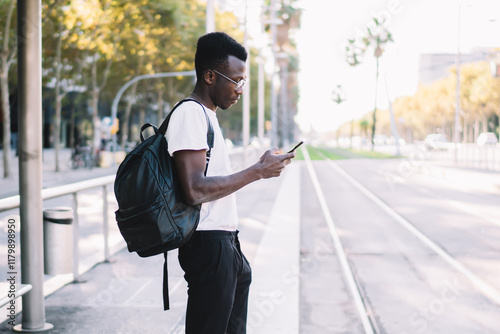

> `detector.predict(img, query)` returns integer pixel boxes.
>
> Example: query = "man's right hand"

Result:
[258,147,295,179]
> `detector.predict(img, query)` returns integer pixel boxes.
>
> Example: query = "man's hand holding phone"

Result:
[258,146,296,179]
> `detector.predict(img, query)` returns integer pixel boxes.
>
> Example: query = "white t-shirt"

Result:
[165,100,238,231]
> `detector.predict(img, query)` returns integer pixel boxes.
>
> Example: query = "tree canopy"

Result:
[338,60,500,143]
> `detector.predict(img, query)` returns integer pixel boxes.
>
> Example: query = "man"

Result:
[166,32,295,333]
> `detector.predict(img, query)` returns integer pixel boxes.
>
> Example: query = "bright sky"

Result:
[293,0,500,133]
[221,0,500,134]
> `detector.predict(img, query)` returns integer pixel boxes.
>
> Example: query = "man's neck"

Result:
[190,90,216,112]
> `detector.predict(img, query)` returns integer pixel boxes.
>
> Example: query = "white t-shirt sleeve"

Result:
[165,102,209,156]
[164,100,238,231]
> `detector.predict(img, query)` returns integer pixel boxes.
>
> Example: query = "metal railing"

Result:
[424,143,500,171]
[0,174,116,281]
[0,145,266,319]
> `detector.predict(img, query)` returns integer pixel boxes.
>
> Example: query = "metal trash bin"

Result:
[43,207,73,275]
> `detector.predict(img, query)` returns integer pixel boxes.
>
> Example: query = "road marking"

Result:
[402,168,500,227]
[169,277,185,295]
[124,278,152,305]
[389,169,500,227]
[446,199,500,227]
[303,147,375,334]
[324,158,500,307]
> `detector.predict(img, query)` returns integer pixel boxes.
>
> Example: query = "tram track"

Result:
[302,147,376,334]
[302,146,500,333]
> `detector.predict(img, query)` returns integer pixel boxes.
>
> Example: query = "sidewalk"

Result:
[418,162,500,195]
[0,151,301,333]
[371,143,500,194]
[2,145,499,333]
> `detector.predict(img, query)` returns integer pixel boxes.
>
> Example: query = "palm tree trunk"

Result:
[90,53,112,159]
[120,81,138,145]
[371,57,379,151]
[157,85,164,124]
[1,61,11,178]
[69,104,75,149]
[481,109,487,133]
[1,0,15,178]
[120,55,143,145]
[54,22,66,172]
[91,56,100,158]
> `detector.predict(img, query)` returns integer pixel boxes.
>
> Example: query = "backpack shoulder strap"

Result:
[160,99,214,310]
[160,98,214,175]
[158,98,188,135]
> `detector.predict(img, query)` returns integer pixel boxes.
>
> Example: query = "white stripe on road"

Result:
[324,158,500,307]
[303,147,375,334]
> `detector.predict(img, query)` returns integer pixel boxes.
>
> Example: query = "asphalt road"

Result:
[299,155,500,333]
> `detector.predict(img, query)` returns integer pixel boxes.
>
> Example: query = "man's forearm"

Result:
[182,163,263,206]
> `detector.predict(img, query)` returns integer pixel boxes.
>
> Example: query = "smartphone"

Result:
[287,141,304,153]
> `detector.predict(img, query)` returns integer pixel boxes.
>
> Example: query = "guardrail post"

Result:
[71,193,81,282]
[103,185,110,262]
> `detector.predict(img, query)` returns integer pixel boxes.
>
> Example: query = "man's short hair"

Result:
[195,32,247,79]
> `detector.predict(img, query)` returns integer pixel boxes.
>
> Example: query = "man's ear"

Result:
[204,69,215,85]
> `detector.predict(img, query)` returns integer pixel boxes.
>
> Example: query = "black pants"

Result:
[179,230,252,334]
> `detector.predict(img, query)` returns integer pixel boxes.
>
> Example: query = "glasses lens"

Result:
[236,79,246,90]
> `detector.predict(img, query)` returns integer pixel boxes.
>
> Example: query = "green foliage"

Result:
[338,60,500,142]
[390,61,500,140]
[2,0,301,153]
[307,146,395,160]
[305,146,346,160]
[345,16,393,66]
[0,0,16,54]
[15,0,243,146]
[0,0,16,177]
[348,149,396,159]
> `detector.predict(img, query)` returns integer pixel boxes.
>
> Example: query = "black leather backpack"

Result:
[114,99,213,258]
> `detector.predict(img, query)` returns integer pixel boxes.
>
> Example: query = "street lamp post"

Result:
[206,0,215,33]
[277,52,289,148]
[109,71,196,158]
[242,0,250,167]
[257,4,266,143]
[454,4,464,164]
[270,0,278,147]
[16,0,53,331]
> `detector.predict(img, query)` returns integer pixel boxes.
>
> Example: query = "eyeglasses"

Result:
[211,69,247,90]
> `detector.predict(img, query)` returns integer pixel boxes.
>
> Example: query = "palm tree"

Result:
[331,85,347,104]
[344,17,393,150]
